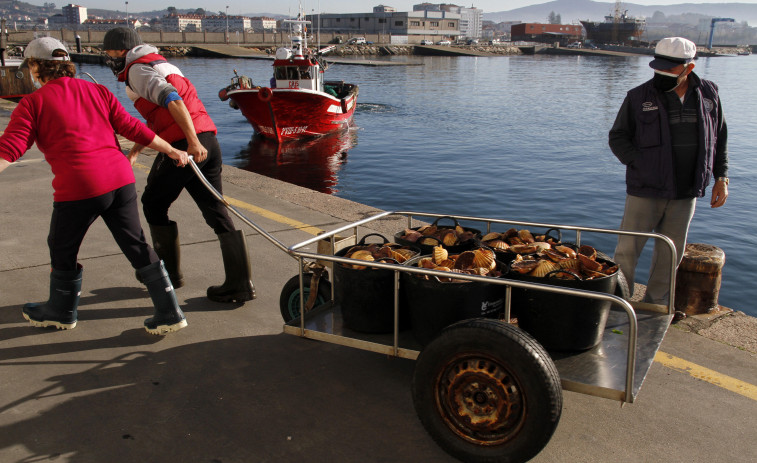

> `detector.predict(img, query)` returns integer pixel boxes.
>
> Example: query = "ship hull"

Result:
[580,20,644,44]
[226,83,358,141]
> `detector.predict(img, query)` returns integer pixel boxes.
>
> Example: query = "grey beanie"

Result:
[103,27,143,50]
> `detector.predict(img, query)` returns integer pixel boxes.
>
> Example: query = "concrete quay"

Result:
[0,102,756,462]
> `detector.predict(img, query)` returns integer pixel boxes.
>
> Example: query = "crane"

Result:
[708,18,734,50]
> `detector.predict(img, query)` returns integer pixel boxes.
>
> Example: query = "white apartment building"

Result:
[202,15,252,32]
[250,17,277,32]
[162,14,203,32]
[62,4,87,25]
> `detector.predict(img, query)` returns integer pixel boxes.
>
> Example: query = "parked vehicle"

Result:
[352,37,367,44]
[567,42,582,48]
[420,39,433,45]
[436,40,451,46]
[466,39,479,45]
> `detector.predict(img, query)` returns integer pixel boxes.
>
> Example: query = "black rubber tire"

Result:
[412,319,562,463]
[279,274,331,323]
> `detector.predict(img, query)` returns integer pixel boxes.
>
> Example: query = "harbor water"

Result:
[77,53,756,317]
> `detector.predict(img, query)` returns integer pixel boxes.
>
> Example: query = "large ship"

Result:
[580,10,645,45]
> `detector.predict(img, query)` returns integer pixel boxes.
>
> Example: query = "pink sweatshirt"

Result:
[0,77,156,202]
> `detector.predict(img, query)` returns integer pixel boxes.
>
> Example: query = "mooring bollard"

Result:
[674,243,725,315]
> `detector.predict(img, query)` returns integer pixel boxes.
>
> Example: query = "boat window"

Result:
[287,67,299,80]
[274,67,287,80]
[299,67,312,79]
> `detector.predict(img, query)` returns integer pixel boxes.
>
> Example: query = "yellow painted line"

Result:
[225,196,324,236]
[133,161,324,237]
[655,351,757,401]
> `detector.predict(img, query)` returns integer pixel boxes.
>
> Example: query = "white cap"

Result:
[649,37,696,70]
[23,37,70,61]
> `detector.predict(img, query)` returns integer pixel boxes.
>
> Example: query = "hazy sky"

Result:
[86,0,757,16]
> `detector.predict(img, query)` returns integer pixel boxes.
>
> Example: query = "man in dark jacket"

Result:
[609,36,729,304]
[103,27,256,304]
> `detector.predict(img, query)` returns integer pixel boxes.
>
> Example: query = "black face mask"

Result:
[652,68,686,92]
[105,56,126,76]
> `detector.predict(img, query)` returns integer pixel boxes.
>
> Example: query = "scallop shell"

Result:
[528,259,560,278]
[487,240,510,251]
[349,250,375,270]
[433,245,449,264]
[455,225,465,235]
[419,225,438,236]
[453,251,477,270]
[438,258,457,268]
[578,245,597,259]
[510,259,539,274]
[578,254,602,272]
[518,229,536,244]
[473,249,496,270]
[481,232,502,242]
[418,257,436,269]
[374,245,394,259]
[532,242,552,253]
[393,248,416,260]
[559,258,580,270]
[390,250,408,263]
[441,230,458,246]
[543,249,567,262]
[555,245,577,259]
[510,244,539,255]
[401,230,422,243]
[420,237,439,246]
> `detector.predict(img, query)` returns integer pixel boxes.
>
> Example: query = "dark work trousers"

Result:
[141,132,235,234]
[48,183,159,271]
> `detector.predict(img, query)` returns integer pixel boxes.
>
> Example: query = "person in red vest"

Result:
[0,37,189,334]
[103,27,255,304]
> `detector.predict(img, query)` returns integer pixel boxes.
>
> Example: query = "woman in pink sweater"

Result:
[0,37,189,335]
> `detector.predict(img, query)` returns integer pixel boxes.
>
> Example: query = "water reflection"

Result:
[231,129,358,194]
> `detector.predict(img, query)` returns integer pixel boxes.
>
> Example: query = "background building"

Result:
[202,15,251,32]
[511,23,583,45]
[249,17,277,32]
[62,4,87,25]
[413,3,481,38]
[162,14,203,32]
[308,9,460,42]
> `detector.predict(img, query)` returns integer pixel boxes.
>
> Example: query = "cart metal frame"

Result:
[189,160,676,405]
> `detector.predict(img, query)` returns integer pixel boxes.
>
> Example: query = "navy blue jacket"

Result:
[609,72,728,199]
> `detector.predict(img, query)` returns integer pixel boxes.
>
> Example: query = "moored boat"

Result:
[218,16,358,142]
[580,10,645,45]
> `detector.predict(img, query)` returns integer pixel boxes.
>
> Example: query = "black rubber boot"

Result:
[137,261,187,335]
[22,265,82,330]
[207,230,256,303]
[147,221,184,289]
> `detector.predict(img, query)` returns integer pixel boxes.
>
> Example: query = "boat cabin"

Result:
[272,36,323,92]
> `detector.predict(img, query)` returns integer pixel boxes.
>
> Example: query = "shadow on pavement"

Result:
[0,334,451,462]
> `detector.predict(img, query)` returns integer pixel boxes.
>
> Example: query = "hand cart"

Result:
[189,160,676,463]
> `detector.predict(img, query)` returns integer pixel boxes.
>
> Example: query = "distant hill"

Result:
[484,0,757,26]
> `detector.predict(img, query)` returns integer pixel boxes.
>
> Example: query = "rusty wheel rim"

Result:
[434,353,525,446]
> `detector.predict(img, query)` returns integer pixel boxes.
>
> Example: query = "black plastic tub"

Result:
[394,216,481,255]
[401,255,506,346]
[508,260,618,352]
[334,235,417,334]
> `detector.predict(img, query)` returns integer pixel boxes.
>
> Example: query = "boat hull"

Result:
[226,84,358,141]
[580,20,645,45]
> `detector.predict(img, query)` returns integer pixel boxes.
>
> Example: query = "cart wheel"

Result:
[412,318,562,463]
[279,274,331,323]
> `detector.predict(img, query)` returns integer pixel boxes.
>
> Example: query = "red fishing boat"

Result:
[218,16,358,142]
